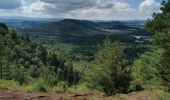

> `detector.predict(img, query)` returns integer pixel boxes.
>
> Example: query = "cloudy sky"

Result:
[0,0,162,20]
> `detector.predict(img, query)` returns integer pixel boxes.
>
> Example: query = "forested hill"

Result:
[34,19,135,34]
[34,19,101,35]
[0,23,79,85]
[16,19,151,46]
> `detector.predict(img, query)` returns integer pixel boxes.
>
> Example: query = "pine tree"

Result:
[0,23,8,31]
[0,37,4,78]
[0,35,6,78]
[145,0,170,91]
[26,34,30,42]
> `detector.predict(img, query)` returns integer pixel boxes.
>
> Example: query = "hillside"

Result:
[35,19,134,32]
[13,19,151,61]
[0,23,79,86]
[34,19,140,34]
[96,21,131,30]
[34,19,101,35]
[17,19,151,45]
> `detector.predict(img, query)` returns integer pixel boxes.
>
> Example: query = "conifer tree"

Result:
[145,0,170,91]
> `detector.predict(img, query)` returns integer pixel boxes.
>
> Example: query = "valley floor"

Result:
[0,90,167,100]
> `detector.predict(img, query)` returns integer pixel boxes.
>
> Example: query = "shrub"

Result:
[34,79,48,92]
[10,65,30,85]
[160,92,170,100]
[24,78,49,93]
[24,85,34,93]
[68,83,89,93]
[130,48,165,91]
[84,39,130,95]
[50,81,68,93]
[0,79,19,90]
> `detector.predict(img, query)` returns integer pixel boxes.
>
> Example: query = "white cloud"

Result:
[114,2,130,10]
[66,1,138,20]
[139,0,160,13]
[0,0,162,20]
[26,0,137,20]
[29,1,54,12]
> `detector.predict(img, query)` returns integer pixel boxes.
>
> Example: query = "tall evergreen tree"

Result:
[145,0,170,91]
[0,36,4,78]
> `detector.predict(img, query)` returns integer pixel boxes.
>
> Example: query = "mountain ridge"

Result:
[33,19,136,35]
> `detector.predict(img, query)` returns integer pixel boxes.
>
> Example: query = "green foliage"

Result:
[50,81,68,93]
[160,92,170,100]
[0,23,79,87]
[34,79,48,92]
[85,38,130,95]
[0,23,8,31]
[10,65,30,84]
[0,79,19,90]
[72,60,90,81]
[145,1,170,33]
[24,85,34,93]
[24,78,49,93]
[67,83,89,93]
[0,33,10,79]
[39,66,56,86]
[153,31,170,47]
[130,48,165,91]
[145,0,170,92]
[145,0,170,47]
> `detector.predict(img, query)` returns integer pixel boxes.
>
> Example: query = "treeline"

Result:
[0,0,170,96]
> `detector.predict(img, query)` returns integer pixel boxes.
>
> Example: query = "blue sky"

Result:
[0,0,163,20]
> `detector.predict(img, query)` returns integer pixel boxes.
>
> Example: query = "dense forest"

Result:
[16,19,150,61]
[0,0,170,99]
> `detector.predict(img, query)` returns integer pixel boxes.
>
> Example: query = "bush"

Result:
[10,65,30,85]
[130,48,165,91]
[24,85,34,93]
[0,79,20,90]
[50,81,68,93]
[24,78,49,93]
[84,39,129,95]
[68,83,89,93]
[34,80,48,92]
[160,92,170,100]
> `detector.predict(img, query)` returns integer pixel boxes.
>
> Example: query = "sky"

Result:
[0,0,163,20]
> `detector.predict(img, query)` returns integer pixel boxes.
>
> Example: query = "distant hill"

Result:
[15,19,151,45]
[122,20,146,25]
[3,18,146,34]
[96,21,131,30]
[33,19,135,35]
[34,19,102,35]
[5,21,49,29]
